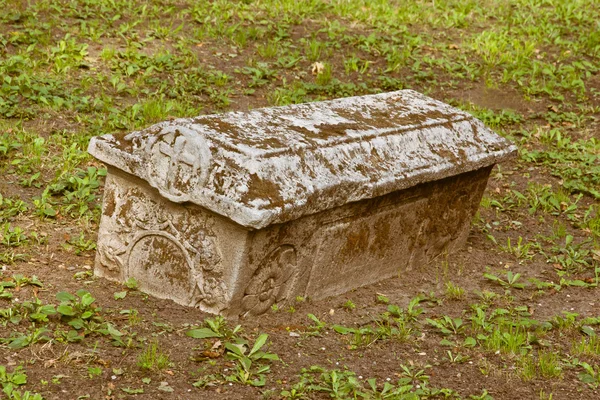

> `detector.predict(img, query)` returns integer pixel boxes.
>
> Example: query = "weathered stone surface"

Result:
[89,90,516,317]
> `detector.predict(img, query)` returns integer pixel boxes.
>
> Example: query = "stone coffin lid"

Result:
[88,90,517,229]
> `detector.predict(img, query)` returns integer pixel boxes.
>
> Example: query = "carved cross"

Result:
[158,135,198,193]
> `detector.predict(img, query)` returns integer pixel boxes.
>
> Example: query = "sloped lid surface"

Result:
[88,90,516,229]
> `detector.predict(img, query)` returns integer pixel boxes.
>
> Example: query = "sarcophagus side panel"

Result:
[95,169,249,315]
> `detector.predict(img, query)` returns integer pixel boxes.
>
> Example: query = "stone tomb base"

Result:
[96,165,491,318]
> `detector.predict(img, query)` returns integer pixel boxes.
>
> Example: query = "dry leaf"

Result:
[200,351,221,359]
[311,62,324,75]
[96,359,111,368]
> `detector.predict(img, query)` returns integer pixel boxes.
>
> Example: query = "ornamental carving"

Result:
[147,127,212,202]
[241,245,297,316]
[96,177,227,310]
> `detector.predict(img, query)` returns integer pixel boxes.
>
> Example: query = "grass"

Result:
[445,281,466,300]
[137,341,171,372]
[0,0,599,398]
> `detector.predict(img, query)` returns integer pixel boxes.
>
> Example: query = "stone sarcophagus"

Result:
[88,90,516,317]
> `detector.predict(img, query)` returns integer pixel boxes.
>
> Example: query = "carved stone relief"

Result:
[240,245,297,317]
[96,174,227,311]
[146,127,211,202]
